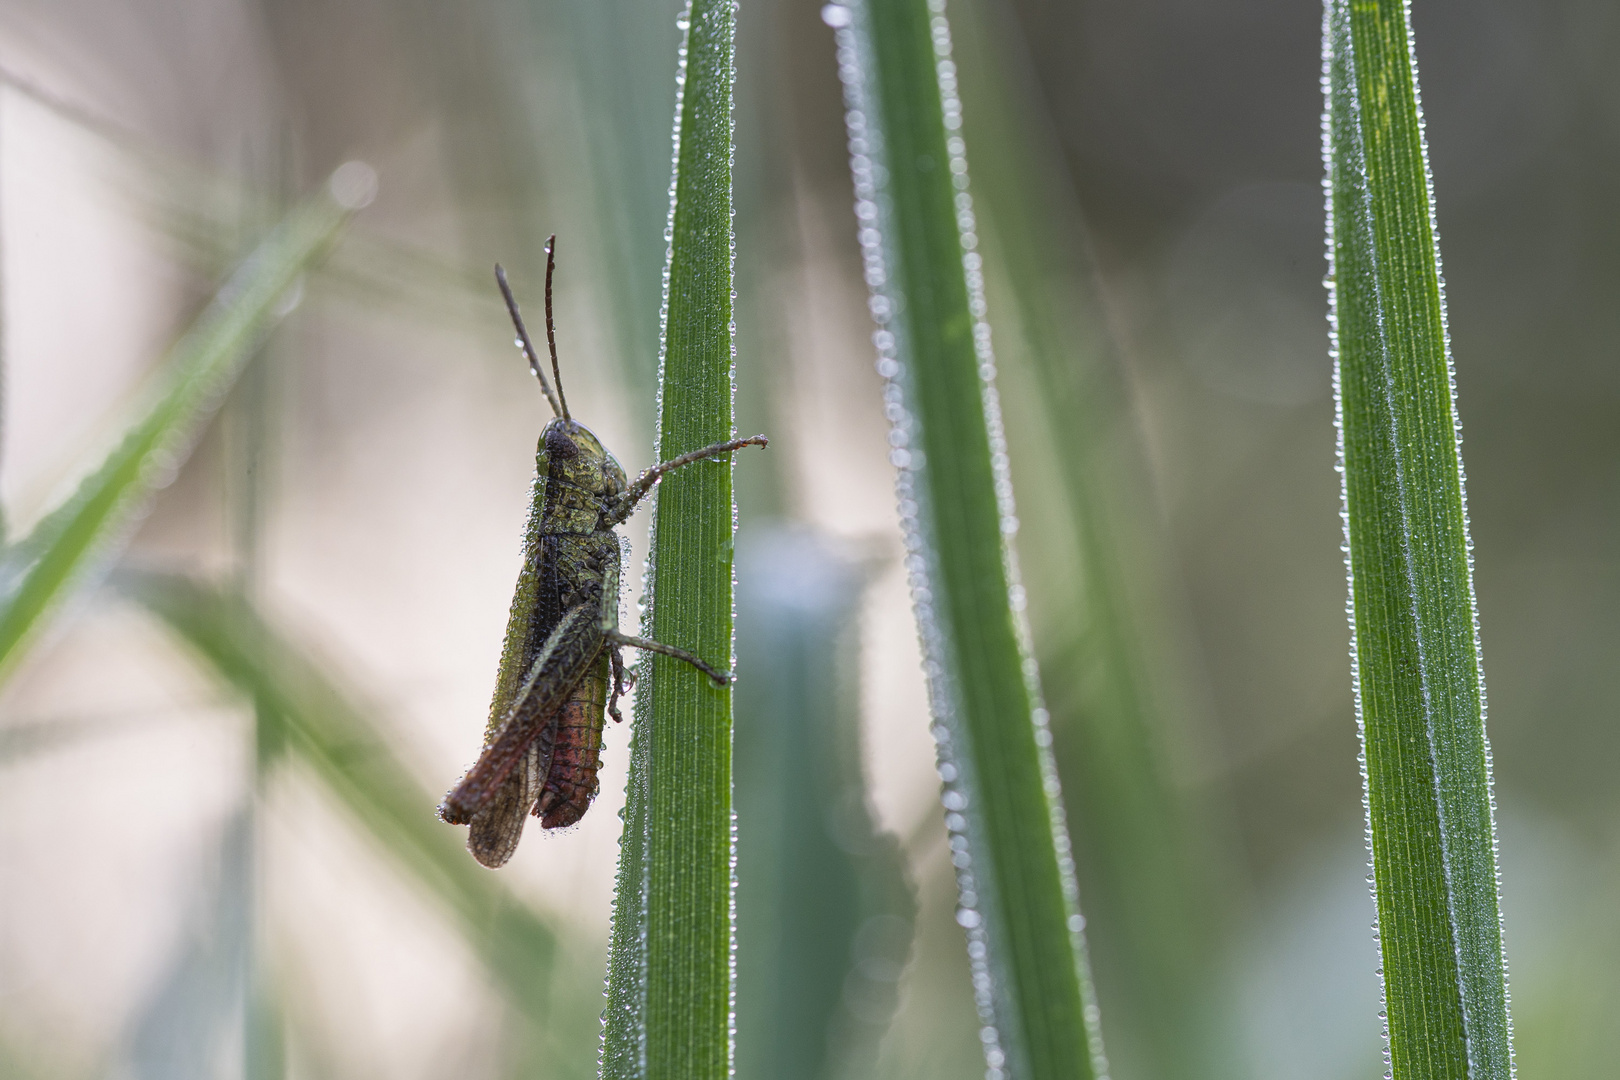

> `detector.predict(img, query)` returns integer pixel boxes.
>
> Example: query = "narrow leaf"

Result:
[602,1,740,1076]
[0,179,360,677]
[119,571,558,1014]
[829,1,1106,1077]
[1324,1,1514,1076]
[947,0,1236,1072]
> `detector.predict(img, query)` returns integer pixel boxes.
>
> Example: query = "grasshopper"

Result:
[439,236,767,868]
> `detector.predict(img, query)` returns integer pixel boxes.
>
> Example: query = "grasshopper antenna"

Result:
[541,235,571,421]
[495,259,566,420]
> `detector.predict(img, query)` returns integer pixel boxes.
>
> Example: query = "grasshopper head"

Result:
[540,418,627,502]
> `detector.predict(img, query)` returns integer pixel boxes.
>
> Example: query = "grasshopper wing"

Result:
[442,604,605,865]
[466,736,551,867]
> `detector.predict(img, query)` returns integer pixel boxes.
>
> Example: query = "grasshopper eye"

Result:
[545,426,580,459]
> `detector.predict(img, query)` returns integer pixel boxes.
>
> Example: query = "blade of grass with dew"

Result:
[1324,2,1514,1077]
[947,0,1237,1073]
[829,2,1106,1077]
[117,570,558,1016]
[0,174,365,678]
[601,1,741,1076]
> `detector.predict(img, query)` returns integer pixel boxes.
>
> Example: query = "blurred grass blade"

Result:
[601,1,741,1075]
[733,528,915,1080]
[1324,2,1514,1076]
[118,570,558,1014]
[0,181,359,678]
[0,714,139,763]
[830,2,1107,1077]
[948,0,1236,1072]
[546,0,678,413]
[124,807,252,1080]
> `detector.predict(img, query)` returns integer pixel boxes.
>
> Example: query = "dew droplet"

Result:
[821,4,853,28]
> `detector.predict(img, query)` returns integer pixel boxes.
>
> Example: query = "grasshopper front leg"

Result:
[605,434,768,525]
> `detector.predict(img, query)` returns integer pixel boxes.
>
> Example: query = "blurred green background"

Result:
[1,0,1616,1078]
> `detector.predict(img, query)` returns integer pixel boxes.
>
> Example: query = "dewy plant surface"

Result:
[1324,0,1515,1076]
[602,2,748,1078]
[829,1,1108,1077]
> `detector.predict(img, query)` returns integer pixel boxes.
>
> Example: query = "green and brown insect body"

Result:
[439,238,766,869]
[440,418,626,866]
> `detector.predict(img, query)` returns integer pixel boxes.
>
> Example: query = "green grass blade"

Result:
[602,1,740,1076]
[0,180,360,678]
[829,2,1106,1077]
[946,4,1237,1075]
[1324,2,1514,1076]
[118,571,558,1014]
[733,529,915,1080]
[946,2,1236,1074]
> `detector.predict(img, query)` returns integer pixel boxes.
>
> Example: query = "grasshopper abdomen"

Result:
[535,651,611,828]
